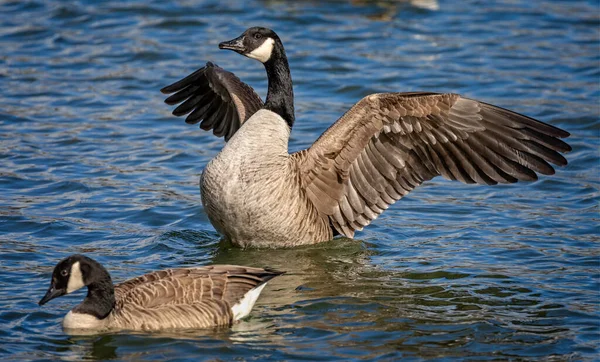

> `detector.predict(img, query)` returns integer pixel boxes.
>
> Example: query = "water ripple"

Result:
[0,0,598,360]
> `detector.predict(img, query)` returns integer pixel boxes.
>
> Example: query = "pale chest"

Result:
[62,310,109,330]
[198,110,329,246]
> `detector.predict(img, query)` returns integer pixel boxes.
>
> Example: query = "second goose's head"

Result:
[219,27,281,64]
[38,254,111,306]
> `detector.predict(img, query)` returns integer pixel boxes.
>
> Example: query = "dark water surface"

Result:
[1,0,599,360]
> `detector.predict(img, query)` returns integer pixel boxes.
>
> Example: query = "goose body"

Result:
[39,254,283,331]
[201,109,331,247]
[162,27,571,248]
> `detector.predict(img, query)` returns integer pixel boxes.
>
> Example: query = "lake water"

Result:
[1,0,598,360]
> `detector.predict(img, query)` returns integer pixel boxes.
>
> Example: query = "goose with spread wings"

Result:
[161,27,571,248]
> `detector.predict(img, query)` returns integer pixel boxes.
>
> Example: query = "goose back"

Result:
[107,264,280,330]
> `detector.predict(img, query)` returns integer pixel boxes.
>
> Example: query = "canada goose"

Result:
[38,254,283,331]
[161,27,571,248]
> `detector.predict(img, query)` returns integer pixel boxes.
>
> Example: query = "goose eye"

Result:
[61,269,68,277]
[254,33,262,40]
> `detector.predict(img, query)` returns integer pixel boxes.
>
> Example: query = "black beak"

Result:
[39,286,65,306]
[219,35,245,53]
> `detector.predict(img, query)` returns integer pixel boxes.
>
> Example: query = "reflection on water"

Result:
[0,0,598,360]
[351,0,440,21]
[27,229,592,360]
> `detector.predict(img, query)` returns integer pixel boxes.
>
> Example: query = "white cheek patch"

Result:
[247,38,274,63]
[66,261,85,293]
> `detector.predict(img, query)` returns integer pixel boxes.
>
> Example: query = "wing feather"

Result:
[293,92,571,237]
[114,265,283,309]
[161,62,264,141]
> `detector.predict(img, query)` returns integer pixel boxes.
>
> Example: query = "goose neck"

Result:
[263,42,295,128]
[74,269,115,320]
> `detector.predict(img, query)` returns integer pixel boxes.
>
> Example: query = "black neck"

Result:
[263,39,295,128]
[73,268,115,320]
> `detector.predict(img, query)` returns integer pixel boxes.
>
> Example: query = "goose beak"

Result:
[219,35,245,53]
[39,286,65,306]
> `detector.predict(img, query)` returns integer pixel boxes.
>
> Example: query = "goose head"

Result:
[38,254,102,306]
[219,27,279,63]
[219,26,295,127]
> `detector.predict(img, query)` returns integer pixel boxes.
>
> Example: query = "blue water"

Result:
[1,0,599,360]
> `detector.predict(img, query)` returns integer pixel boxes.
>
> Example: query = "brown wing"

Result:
[110,265,282,330]
[161,62,264,141]
[294,92,571,237]
[114,264,283,309]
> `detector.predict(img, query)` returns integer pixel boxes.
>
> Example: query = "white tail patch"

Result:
[246,38,274,63]
[66,261,85,293]
[231,283,267,321]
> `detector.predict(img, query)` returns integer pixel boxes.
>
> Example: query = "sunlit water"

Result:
[1,0,598,360]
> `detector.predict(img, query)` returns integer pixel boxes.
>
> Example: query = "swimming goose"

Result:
[161,27,571,248]
[38,254,283,331]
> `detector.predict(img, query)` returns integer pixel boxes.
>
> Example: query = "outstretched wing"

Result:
[293,92,571,237]
[161,62,264,141]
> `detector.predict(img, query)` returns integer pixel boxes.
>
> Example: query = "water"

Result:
[1,0,598,360]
